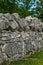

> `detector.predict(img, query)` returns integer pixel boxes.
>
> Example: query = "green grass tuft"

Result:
[1,50,43,65]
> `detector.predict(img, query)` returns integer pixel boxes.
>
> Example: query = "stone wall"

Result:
[0,13,43,63]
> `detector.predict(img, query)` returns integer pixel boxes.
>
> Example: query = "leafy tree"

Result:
[0,0,43,21]
[30,0,43,20]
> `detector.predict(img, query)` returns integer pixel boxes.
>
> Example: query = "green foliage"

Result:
[1,50,43,65]
[0,0,43,21]
[2,60,9,65]
[1,59,43,65]
[30,50,43,58]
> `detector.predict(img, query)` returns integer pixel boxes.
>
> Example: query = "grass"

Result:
[1,59,43,65]
[30,50,43,58]
[1,50,43,65]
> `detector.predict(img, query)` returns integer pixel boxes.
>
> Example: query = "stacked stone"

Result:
[0,31,43,60]
[0,13,43,63]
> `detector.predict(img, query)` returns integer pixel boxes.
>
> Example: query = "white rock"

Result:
[25,16,32,22]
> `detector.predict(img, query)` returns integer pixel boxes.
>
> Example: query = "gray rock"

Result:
[19,18,28,28]
[25,16,32,22]
[0,17,9,30]
[4,44,18,58]
[18,18,30,30]
[9,20,19,30]
[4,13,13,21]
[0,18,5,29]
[0,51,3,63]
[0,13,43,61]
[0,13,3,18]
[12,13,20,20]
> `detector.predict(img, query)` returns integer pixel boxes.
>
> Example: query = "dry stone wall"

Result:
[0,13,43,63]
